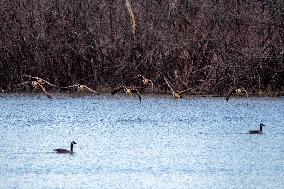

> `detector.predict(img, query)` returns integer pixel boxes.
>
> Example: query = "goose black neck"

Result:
[71,143,73,152]
[260,125,263,131]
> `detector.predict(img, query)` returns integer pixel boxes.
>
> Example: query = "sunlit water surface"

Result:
[0,94,284,188]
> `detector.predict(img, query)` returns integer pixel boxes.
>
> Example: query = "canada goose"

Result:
[15,81,52,99]
[22,74,57,87]
[32,81,53,99]
[135,75,154,89]
[62,84,99,94]
[111,85,141,102]
[163,77,190,99]
[54,141,77,154]
[226,87,248,101]
[248,123,265,134]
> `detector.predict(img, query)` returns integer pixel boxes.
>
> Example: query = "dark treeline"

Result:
[0,0,284,95]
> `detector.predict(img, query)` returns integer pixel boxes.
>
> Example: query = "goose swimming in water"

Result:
[111,85,142,102]
[164,77,189,99]
[54,141,77,154]
[249,123,265,134]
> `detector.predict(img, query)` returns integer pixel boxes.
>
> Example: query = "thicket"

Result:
[0,0,283,95]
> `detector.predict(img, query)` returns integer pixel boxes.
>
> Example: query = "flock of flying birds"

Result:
[11,74,248,101]
[8,74,264,155]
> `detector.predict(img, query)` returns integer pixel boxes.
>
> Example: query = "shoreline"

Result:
[0,92,283,98]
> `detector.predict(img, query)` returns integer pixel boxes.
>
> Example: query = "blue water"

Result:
[0,94,284,188]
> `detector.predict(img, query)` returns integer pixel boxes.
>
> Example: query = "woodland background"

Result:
[0,0,284,95]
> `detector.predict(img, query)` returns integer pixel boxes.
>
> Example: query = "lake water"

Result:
[0,94,284,188]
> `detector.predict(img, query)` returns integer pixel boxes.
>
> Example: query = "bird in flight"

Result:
[225,87,248,101]
[15,81,53,99]
[62,84,99,94]
[135,75,154,89]
[163,77,190,99]
[111,85,141,102]
[22,74,57,87]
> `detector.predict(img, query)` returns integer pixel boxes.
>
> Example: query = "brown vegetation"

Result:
[0,0,283,96]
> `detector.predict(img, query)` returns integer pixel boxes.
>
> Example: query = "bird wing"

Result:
[66,85,80,88]
[59,85,78,90]
[54,148,70,153]
[163,77,175,93]
[248,130,259,134]
[135,75,144,80]
[22,74,32,78]
[147,79,154,89]
[22,74,57,87]
[150,81,154,89]
[131,89,142,102]
[14,81,31,87]
[111,86,126,95]
[178,88,190,95]
[225,88,235,101]
[22,74,41,81]
[241,88,248,97]
[137,91,142,102]
[40,79,57,87]
[37,82,52,99]
[134,75,146,85]
[83,85,99,94]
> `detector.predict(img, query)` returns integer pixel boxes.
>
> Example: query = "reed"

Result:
[0,0,282,96]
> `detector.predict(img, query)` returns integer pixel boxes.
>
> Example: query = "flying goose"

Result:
[226,87,248,101]
[22,74,57,87]
[135,75,154,89]
[62,84,99,94]
[15,81,52,99]
[164,77,190,99]
[54,141,77,154]
[111,85,141,102]
[248,123,265,134]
